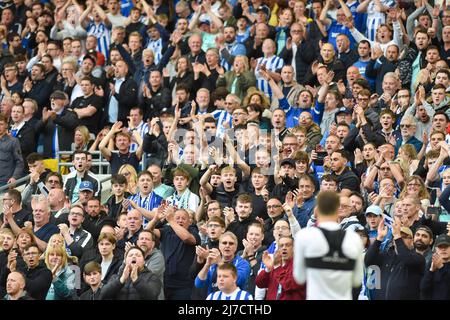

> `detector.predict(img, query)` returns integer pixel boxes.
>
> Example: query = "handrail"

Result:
[0,174,31,194]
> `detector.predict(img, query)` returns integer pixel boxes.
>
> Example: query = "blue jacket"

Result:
[395,136,423,154]
[293,197,316,228]
[194,255,250,296]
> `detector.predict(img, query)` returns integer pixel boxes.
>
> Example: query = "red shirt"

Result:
[255,258,306,300]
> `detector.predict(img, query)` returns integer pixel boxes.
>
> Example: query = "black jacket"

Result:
[304,57,346,86]
[12,122,36,172]
[142,87,172,120]
[365,56,398,95]
[104,76,138,125]
[100,267,161,300]
[343,123,386,154]
[63,171,101,200]
[226,216,257,251]
[35,108,80,158]
[142,130,168,168]
[17,262,53,300]
[420,262,450,300]
[365,238,425,300]
[78,286,103,300]
[279,40,318,85]
[24,78,53,112]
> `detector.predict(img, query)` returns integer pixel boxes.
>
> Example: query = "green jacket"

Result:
[216,71,256,101]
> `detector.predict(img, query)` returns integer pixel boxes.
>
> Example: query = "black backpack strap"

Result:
[304,227,356,271]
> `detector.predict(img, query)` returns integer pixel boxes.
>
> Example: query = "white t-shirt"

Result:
[294,221,364,300]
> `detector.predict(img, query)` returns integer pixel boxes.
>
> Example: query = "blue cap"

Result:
[79,181,94,192]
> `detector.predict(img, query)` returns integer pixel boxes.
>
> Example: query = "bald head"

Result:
[6,271,26,298]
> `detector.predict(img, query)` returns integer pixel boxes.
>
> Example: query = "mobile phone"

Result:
[427,206,441,216]
[314,145,327,166]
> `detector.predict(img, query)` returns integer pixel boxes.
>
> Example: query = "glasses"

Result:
[274,226,290,231]
[221,241,235,245]
[267,205,282,209]
[400,124,412,128]
[407,183,420,187]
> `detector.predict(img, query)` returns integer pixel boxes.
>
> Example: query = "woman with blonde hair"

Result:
[396,144,420,178]
[71,125,92,151]
[44,245,76,300]
[118,164,138,195]
[44,233,78,265]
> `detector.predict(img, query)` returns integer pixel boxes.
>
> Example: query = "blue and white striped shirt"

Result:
[206,288,253,300]
[129,121,149,153]
[220,42,247,71]
[147,38,163,65]
[255,56,284,101]
[128,191,163,226]
[366,0,395,41]
[86,21,111,60]
[211,109,232,139]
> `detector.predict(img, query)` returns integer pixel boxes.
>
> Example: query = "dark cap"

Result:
[280,158,295,167]
[335,107,352,123]
[336,107,352,116]
[50,90,67,100]
[83,54,96,64]
[255,5,270,17]
[435,234,450,247]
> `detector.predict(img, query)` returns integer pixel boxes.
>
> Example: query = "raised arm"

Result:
[99,122,123,160]
[426,143,448,183]
[337,0,353,18]
[356,0,371,13]
[319,0,332,26]
[165,206,197,245]
[188,6,202,31]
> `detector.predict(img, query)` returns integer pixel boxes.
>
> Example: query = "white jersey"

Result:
[206,288,253,300]
[293,221,364,300]
[366,0,395,41]
[255,56,284,101]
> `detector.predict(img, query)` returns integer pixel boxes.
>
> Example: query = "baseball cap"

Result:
[255,5,270,17]
[79,181,94,192]
[400,227,413,238]
[83,54,97,65]
[199,19,210,26]
[435,234,450,247]
[336,107,352,116]
[280,158,295,167]
[50,90,67,100]
[365,205,383,216]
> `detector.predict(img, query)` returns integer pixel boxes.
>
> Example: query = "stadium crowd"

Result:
[0,0,450,300]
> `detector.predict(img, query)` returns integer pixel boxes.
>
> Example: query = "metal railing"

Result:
[0,174,31,194]
[56,151,149,174]
[57,151,111,175]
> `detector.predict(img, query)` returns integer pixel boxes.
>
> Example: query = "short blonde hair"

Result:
[44,245,68,269]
